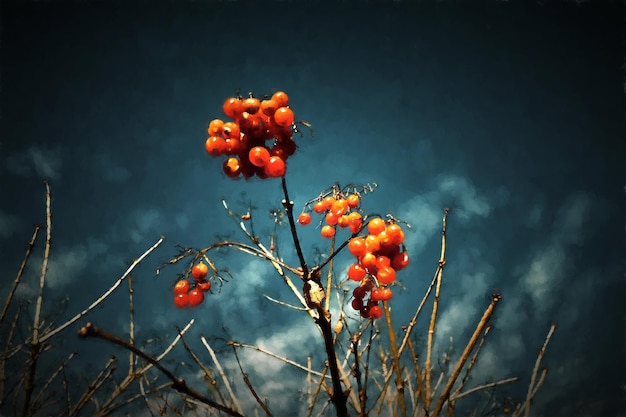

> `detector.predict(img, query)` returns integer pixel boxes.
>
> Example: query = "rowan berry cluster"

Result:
[173,262,212,308]
[297,193,363,238]
[297,187,410,320]
[205,91,297,179]
[346,218,409,319]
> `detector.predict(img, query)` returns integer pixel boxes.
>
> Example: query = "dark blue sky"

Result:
[1,1,624,416]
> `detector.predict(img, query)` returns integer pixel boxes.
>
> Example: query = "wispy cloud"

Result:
[94,153,131,183]
[4,145,63,180]
[130,208,163,244]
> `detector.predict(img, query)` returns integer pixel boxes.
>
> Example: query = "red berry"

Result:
[313,201,326,214]
[321,225,335,238]
[375,256,391,269]
[196,280,212,292]
[331,199,348,216]
[205,136,227,157]
[223,157,241,178]
[351,297,364,310]
[298,212,312,225]
[207,119,224,136]
[348,237,367,257]
[191,263,209,280]
[391,251,410,271]
[371,287,383,302]
[265,156,286,177]
[360,252,377,270]
[274,107,294,127]
[346,194,360,208]
[353,286,368,299]
[325,212,339,226]
[369,305,383,319]
[248,146,271,167]
[174,293,189,308]
[188,289,204,306]
[347,263,367,281]
[386,223,405,245]
[223,97,244,119]
[367,218,386,235]
[260,98,278,116]
[222,122,240,139]
[380,287,393,301]
[377,266,397,285]
[174,280,190,295]
[271,91,289,107]
[243,97,261,114]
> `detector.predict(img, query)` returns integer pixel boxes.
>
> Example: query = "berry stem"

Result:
[281,176,308,279]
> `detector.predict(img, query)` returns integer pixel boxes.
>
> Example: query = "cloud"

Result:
[0,209,20,238]
[4,145,63,180]
[13,237,111,300]
[130,208,163,244]
[226,316,322,413]
[94,153,131,183]
[436,174,493,221]
[520,193,591,316]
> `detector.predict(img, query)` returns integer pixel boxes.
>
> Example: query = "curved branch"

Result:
[78,323,244,417]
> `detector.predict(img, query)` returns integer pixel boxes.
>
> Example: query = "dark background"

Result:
[1,1,624,416]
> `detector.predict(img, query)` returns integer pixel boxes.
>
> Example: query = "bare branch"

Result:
[40,236,165,344]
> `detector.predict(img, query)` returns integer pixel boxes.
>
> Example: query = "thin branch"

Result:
[39,236,165,344]
[0,225,40,326]
[21,181,52,417]
[201,336,244,415]
[262,294,308,311]
[281,176,309,278]
[430,293,501,417]
[231,343,273,417]
[383,300,406,417]
[520,322,557,417]
[230,341,330,379]
[426,208,449,407]
[78,323,244,417]
[451,377,518,401]
[32,181,51,345]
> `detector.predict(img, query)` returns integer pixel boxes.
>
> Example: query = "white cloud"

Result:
[437,174,492,221]
[14,238,110,299]
[520,192,591,316]
[130,208,163,243]
[4,145,63,180]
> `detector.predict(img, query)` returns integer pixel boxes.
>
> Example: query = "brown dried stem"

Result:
[517,322,557,417]
[430,293,501,417]
[425,208,449,408]
[383,301,406,417]
[39,236,165,344]
[21,181,52,417]
[201,336,244,415]
[78,323,244,417]
[0,225,40,326]
[231,343,273,416]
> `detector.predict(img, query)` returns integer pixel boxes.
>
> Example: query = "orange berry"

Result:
[298,212,312,225]
[346,194,360,208]
[367,218,386,235]
[321,225,336,238]
[348,237,367,257]
[274,107,294,127]
[208,119,224,136]
[347,263,367,281]
[313,201,326,214]
[271,91,289,107]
